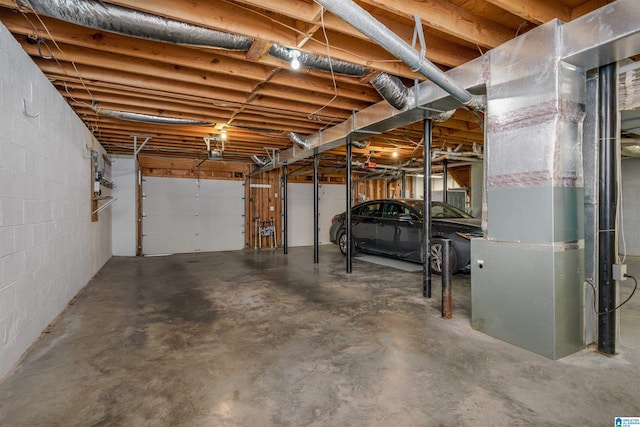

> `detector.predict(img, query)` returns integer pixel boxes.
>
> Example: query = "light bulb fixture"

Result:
[392,150,398,158]
[289,49,301,70]
[220,129,227,140]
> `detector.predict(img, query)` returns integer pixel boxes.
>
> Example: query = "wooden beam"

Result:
[571,0,613,20]
[484,0,571,25]
[100,0,427,76]
[0,10,271,80]
[359,0,513,48]
[104,0,297,46]
[35,60,365,115]
[245,40,273,62]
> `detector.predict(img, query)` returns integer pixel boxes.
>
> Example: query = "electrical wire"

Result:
[20,0,95,105]
[588,274,638,315]
[17,0,100,147]
[218,0,403,65]
[306,8,338,121]
[618,276,640,348]
[616,135,627,264]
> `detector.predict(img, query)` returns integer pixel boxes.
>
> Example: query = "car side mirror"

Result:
[397,214,414,223]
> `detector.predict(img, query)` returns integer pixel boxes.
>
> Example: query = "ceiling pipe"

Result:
[268,44,370,77]
[432,150,483,158]
[370,73,409,110]
[314,0,484,111]
[291,131,370,150]
[18,0,253,50]
[433,109,456,123]
[96,108,215,126]
[288,132,312,150]
[351,140,371,149]
[250,155,270,166]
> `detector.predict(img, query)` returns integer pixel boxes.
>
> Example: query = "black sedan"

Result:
[329,199,482,274]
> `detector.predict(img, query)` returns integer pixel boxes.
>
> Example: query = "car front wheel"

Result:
[430,239,458,275]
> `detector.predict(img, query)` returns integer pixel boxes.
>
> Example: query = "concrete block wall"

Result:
[0,22,112,378]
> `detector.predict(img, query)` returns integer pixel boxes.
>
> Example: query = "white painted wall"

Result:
[287,183,345,247]
[414,175,461,199]
[111,156,137,256]
[0,22,111,378]
[620,158,640,256]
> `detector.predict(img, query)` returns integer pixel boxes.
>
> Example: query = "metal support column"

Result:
[283,165,288,255]
[313,149,319,263]
[442,239,452,319]
[346,134,353,274]
[443,158,448,204]
[423,119,432,298]
[598,62,618,355]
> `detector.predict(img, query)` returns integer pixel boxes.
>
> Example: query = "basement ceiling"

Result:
[0,0,616,165]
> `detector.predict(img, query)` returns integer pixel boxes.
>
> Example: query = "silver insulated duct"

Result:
[351,140,370,149]
[97,109,214,126]
[288,132,312,150]
[370,73,409,110]
[251,155,270,166]
[269,44,370,77]
[18,0,253,50]
[315,0,483,110]
[290,131,369,151]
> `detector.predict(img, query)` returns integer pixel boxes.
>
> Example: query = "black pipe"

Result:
[443,158,448,204]
[423,119,432,298]
[346,134,353,274]
[283,165,288,255]
[598,62,618,355]
[313,149,319,264]
[442,239,452,319]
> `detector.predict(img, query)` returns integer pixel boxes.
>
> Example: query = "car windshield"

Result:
[406,201,472,219]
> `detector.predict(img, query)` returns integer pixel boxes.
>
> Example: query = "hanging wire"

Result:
[17,0,100,147]
[306,7,338,121]
[218,0,403,65]
[20,0,95,106]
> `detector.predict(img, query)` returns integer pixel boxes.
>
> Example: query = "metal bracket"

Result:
[132,135,152,156]
[411,15,427,72]
[92,196,116,215]
[22,98,40,118]
[204,136,224,157]
[263,147,279,163]
[412,80,445,115]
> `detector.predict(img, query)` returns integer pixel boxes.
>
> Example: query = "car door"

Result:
[374,201,400,255]
[376,202,421,258]
[351,202,382,252]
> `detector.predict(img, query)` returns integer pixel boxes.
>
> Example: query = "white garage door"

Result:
[142,177,244,255]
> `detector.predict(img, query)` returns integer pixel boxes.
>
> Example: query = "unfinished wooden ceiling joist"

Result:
[0,0,616,164]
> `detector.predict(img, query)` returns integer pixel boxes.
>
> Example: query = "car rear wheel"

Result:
[338,231,357,256]
[430,239,458,275]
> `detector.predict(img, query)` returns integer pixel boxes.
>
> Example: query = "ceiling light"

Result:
[220,129,227,140]
[392,151,398,158]
[289,49,301,70]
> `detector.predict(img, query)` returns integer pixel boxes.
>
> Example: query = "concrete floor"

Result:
[0,246,639,426]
